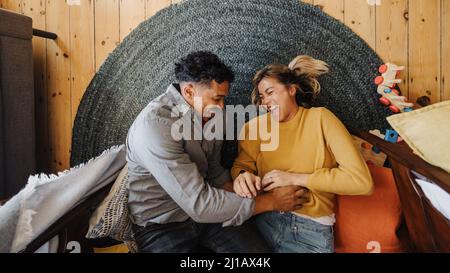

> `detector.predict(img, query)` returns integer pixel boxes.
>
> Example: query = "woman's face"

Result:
[257,77,298,122]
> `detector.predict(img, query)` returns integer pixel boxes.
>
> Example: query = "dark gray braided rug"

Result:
[71,0,391,167]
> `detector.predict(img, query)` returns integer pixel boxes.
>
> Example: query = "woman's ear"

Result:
[288,85,297,97]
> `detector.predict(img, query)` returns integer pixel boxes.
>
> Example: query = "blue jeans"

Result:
[132,218,270,253]
[255,212,334,253]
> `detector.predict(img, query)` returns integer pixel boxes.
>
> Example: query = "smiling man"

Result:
[126,51,308,253]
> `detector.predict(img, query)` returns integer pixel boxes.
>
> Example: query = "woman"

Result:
[231,55,374,253]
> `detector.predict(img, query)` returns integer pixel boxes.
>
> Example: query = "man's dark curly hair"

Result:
[175,51,235,84]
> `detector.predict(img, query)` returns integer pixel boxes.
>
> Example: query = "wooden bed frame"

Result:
[19,129,450,253]
[351,130,450,253]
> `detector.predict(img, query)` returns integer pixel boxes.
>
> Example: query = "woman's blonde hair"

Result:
[251,55,329,107]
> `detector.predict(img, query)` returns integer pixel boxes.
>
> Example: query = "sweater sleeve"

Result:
[231,123,260,180]
[306,108,374,196]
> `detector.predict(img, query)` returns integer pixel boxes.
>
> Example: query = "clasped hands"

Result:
[233,170,310,211]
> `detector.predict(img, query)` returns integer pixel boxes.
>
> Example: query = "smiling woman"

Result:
[251,55,329,122]
[231,54,374,253]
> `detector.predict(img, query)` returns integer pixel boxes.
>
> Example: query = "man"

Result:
[126,51,308,253]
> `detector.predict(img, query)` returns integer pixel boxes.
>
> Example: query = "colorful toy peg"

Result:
[372,146,381,154]
[384,129,399,143]
[361,142,371,150]
[379,64,388,73]
[389,105,400,113]
[404,107,413,112]
[380,97,391,106]
[375,76,384,85]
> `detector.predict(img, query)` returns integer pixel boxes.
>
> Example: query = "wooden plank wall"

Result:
[0,0,448,173]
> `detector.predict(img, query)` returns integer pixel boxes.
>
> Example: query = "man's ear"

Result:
[181,83,195,100]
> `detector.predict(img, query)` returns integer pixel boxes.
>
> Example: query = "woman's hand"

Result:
[262,170,310,191]
[233,171,262,198]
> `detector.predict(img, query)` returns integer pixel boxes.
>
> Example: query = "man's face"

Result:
[183,80,229,122]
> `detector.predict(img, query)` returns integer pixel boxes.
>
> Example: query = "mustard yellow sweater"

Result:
[231,107,374,218]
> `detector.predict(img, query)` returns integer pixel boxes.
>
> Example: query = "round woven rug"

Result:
[71,0,391,167]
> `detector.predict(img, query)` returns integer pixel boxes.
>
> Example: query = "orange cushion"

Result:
[334,165,405,253]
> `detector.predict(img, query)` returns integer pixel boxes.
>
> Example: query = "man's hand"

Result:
[253,185,310,215]
[233,171,262,198]
[262,170,310,191]
[270,186,310,212]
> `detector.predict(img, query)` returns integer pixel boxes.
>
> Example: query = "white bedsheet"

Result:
[412,171,450,221]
